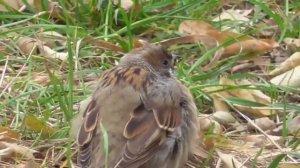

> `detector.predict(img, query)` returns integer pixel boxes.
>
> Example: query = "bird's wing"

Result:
[76,66,148,167]
[115,80,183,168]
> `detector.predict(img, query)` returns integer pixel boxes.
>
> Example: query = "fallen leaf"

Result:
[0,141,36,159]
[16,160,40,168]
[34,0,63,17]
[270,65,300,87]
[212,94,230,112]
[222,39,278,58]
[17,37,42,55]
[279,163,300,168]
[269,52,300,76]
[283,37,300,52]
[217,150,246,168]
[37,31,66,48]
[212,111,236,126]
[220,77,256,102]
[287,115,300,136]
[198,115,223,134]
[82,36,124,54]
[242,134,283,147]
[240,79,272,105]
[231,62,255,73]
[159,35,218,50]
[38,45,68,61]
[17,36,68,61]
[179,20,215,36]
[178,20,278,59]
[215,9,252,21]
[213,9,252,29]
[0,0,24,11]
[219,77,276,116]
[30,72,53,86]
[23,115,57,138]
[247,117,276,131]
[0,127,21,142]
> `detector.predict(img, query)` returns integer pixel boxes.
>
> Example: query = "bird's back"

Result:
[77,66,147,168]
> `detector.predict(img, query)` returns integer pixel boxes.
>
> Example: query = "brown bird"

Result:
[76,42,198,168]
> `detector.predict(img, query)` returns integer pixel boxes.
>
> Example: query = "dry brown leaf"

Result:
[197,115,213,132]
[0,0,62,16]
[279,163,300,168]
[16,160,40,168]
[222,39,278,58]
[197,115,224,150]
[0,142,36,159]
[38,45,68,61]
[17,36,69,61]
[213,9,252,22]
[0,1,19,11]
[30,72,61,86]
[0,42,10,56]
[204,83,274,117]
[231,62,255,73]
[216,150,247,168]
[269,52,300,76]
[23,115,57,138]
[37,31,66,48]
[17,37,43,55]
[178,20,278,59]
[30,73,51,86]
[82,36,124,54]
[212,111,236,126]
[283,38,300,52]
[159,35,217,49]
[270,65,300,87]
[235,105,275,117]
[212,94,230,112]
[287,115,300,136]
[179,20,215,36]
[240,79,272,105]
[247,117,276,131]
[242,134,283,147]
[34,0,61,12]
[204,85,232,113]
[213,9,253,31]
[46,1,63,18]
[198,115,223,134]
[0,0,33,11]
[220,77,257,102]
[220,77,276,116]
[179,20,252,42]
[0,127,20,142]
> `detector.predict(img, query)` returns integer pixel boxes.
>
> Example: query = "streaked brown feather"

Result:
[117,104,164,167]
[153,108,181,131]
[84,107,99,132]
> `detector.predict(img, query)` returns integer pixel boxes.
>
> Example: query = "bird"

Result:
[76,41,199,168]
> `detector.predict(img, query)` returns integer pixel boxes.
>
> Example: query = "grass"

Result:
[0,0,299,167]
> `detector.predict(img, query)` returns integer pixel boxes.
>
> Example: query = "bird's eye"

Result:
[162,60,169,66]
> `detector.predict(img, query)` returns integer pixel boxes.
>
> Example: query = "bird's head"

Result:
[120,41,175,77]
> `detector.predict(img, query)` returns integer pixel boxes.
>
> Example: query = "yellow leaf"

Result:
[23,115,57,138]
